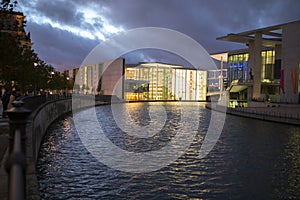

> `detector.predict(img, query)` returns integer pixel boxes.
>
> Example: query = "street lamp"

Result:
[49,71,55,94]
[34,62,38,95]
[66,76,70,95]
[218,56,224,101]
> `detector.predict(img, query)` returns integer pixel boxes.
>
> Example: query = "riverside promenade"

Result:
[207,101,300,126]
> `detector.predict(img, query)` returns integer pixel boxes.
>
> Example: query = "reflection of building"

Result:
[124,62,207,101]
[215,20,300,106]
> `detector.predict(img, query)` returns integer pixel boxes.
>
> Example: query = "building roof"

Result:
[210,52,228,62]
[217,20,300,47]
[126,62,184,69]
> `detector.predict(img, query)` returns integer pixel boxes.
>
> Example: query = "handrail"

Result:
[8,129,25,200]
[4,94,116,199]
[6,100,31,200]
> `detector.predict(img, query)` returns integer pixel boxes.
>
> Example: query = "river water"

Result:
[37,102,300,199]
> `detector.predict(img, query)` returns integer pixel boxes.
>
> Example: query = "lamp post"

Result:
[219,56,224,100]
[51,71,55,93]
[66,76,70,95]
[33,62,38,96]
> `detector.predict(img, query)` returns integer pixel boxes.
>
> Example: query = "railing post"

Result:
[5,100,31,200]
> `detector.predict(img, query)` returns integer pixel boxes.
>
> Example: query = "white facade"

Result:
[73,58,124,99]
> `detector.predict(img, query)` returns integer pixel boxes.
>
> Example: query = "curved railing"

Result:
[6,101,31,200]
[4,94,115,199]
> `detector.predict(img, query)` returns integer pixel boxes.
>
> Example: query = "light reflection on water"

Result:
[37,102,300,199]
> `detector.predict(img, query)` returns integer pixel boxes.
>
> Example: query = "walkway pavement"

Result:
[0,104,9,161]
[208,101,300,126]
[0,104,9,200]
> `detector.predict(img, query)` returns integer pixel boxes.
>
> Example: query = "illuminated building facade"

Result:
[67,60,208,101]
[227,48,278,84]
[216,20,300,105]
[71,58,124,98]
[124,63,207,101]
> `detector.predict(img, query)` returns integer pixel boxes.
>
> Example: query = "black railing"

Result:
[6,100,31,200]
[6,101,31,199]
[18,94,72,111]
[8,129,24,200]
[4,94,115,199]
[16,94,115,112]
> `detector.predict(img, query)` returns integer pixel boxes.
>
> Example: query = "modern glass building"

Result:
[227,50,249,83]
[124,63,207,101]
[212,48,280,107]
[227,48,277,84]
[217,20,300,104]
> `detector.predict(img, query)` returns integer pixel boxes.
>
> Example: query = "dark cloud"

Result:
[27,22,97,69]
[18,0,300,69]
[34,0,80,26]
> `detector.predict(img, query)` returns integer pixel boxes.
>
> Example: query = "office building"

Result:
[215,20,300,105]
[124,62,207,101]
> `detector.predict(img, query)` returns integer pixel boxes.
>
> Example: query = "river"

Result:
[37,102,300,199]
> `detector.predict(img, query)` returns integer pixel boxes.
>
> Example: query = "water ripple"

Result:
[37,102,300,199]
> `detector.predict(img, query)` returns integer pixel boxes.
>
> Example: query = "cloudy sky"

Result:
[17,0,300,70]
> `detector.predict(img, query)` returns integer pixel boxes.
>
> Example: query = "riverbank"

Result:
[0,97,111,200]
[206,101,300,126]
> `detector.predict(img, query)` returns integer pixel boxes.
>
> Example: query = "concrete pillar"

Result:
[281,21,300,103]
[275,44,282,60]
[253,32,263,99]
[274,44,282,81]
[248,32,263,100]
[248,40,255,100]
[247,86,253,101]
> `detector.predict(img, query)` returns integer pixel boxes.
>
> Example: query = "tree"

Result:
[1,0,18,11]
[0,4,66,94]
[0,32,23,89]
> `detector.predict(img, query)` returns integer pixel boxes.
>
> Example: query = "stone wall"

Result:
[25,98,72,199]
[24,96,110,199]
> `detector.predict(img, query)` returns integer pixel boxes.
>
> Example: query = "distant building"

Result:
[124,62,207,101]
[64,58,125,98]
[63,59,217,101]
[215,20,300,106]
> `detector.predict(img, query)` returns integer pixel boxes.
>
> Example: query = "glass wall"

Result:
[227,53,248,83]
[227,50,275,83]
[124,63,207,101]
[261,50,275,82]
[207,69,228,93]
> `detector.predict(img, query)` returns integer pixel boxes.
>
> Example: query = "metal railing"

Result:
[6,100,31,200]
[4,94,114,199]
[17,93,72,111]
[16,94,115,112]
